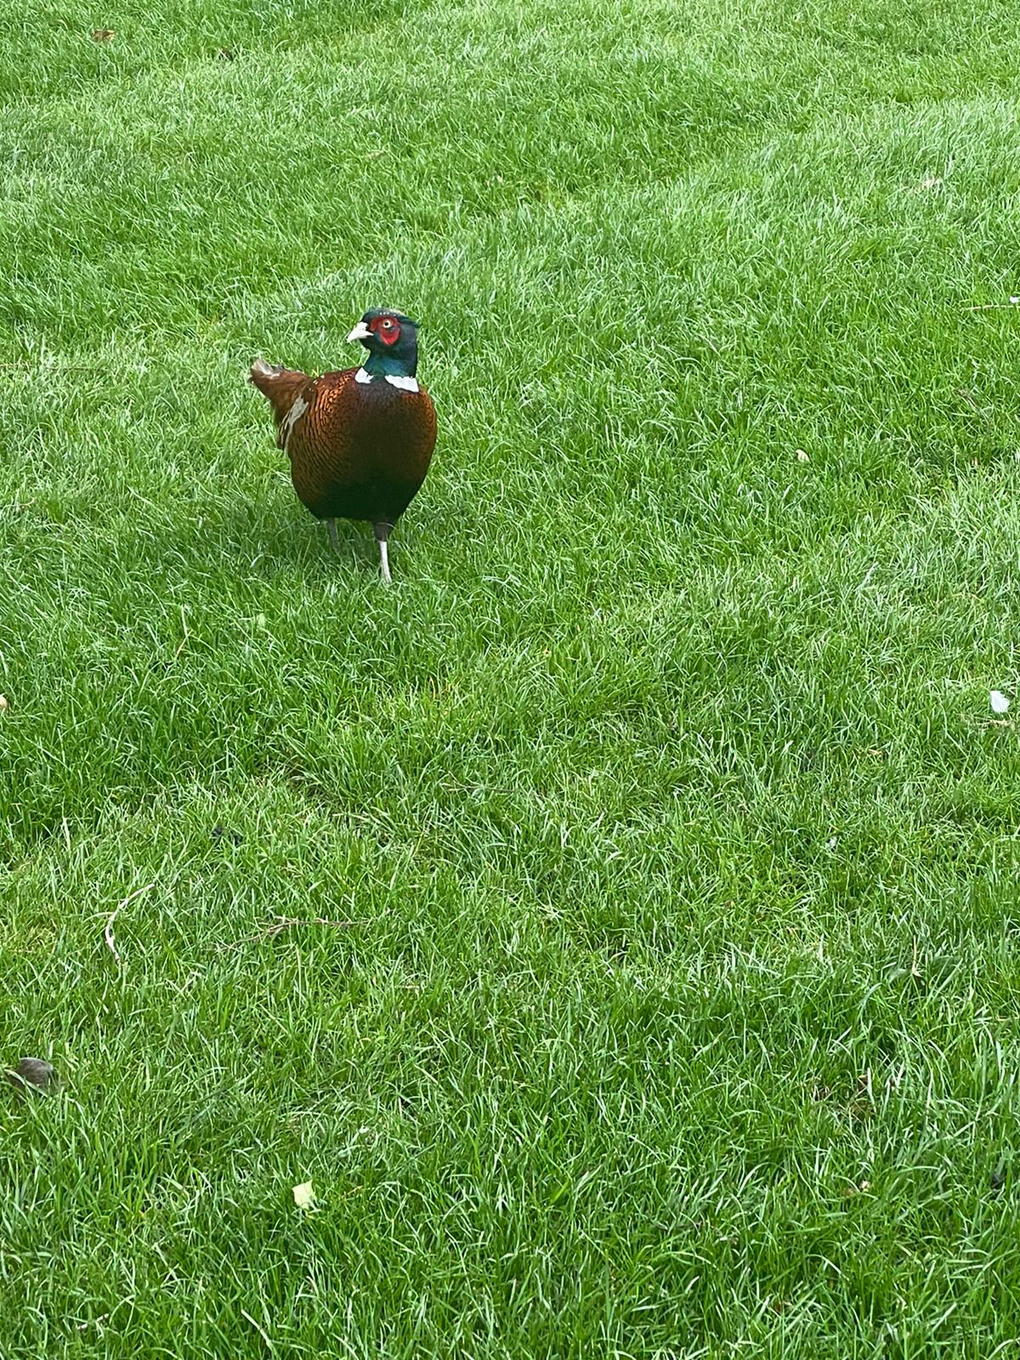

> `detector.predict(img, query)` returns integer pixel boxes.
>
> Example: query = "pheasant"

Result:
[250,309,437,582]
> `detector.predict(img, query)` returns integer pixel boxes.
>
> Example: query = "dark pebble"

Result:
[7,1057,57,1096]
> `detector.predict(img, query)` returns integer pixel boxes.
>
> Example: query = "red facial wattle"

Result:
[370,316,401,346]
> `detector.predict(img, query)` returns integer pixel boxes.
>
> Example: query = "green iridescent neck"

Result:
[361,348,417,379]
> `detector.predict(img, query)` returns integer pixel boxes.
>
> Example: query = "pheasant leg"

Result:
[374,523,393,584]
[327,518,342,558]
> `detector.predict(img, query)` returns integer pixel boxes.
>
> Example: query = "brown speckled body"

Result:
[251,364,437,530]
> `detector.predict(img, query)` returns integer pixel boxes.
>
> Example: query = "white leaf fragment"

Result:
[990,690,1010,715]
[292,1181,315,1209]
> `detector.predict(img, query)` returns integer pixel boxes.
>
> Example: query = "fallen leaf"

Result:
[6,1057,58,1096]
[0,695,7,711]
[292,1180,315,1209]
[796,448,809,463]
[91,28,115,41]
[991,690,1010,715]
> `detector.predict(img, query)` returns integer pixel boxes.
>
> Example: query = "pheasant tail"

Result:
[250,360,309,448]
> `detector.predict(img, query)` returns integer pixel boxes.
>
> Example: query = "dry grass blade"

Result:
[962,298,1020,311]
[103,883,156,967]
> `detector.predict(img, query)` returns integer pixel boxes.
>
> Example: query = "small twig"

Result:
[226,913,380,949]
[240,1310,274,1351]
[263,915,357,937]
[260,914,364,937]
[104,882,155,966]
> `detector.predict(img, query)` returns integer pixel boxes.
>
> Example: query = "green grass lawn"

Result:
[3,0,1020,1353]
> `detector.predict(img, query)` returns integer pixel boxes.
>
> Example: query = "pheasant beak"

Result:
[346,321,371,343]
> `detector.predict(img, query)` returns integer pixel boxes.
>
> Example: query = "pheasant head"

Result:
[347,309,421,385]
